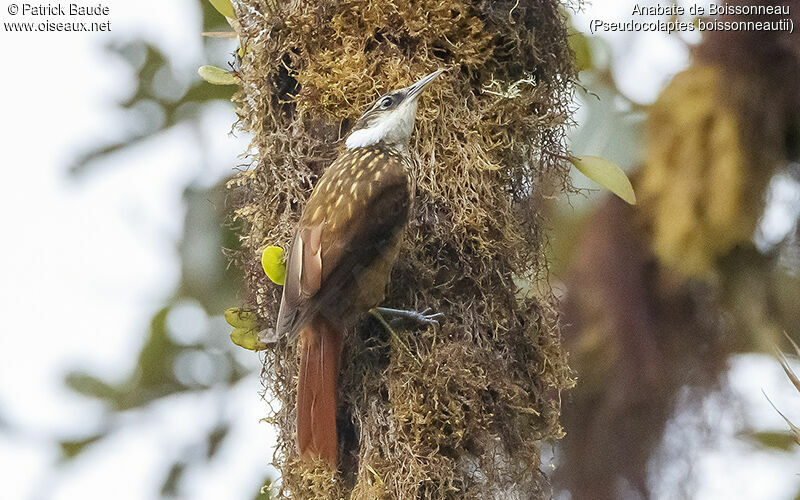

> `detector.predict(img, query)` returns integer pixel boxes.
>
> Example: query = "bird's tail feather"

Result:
[297,315,343,468]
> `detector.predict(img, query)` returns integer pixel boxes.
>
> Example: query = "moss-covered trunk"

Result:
[229,0,577,497]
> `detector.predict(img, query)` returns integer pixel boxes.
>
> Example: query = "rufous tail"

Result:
[296,315,343,468]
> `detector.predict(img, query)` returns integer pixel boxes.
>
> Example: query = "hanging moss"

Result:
[639,2,800,279]
[639,64,772,277]
[227,0,578,497]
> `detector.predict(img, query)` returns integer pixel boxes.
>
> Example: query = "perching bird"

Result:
[275,69,444,468]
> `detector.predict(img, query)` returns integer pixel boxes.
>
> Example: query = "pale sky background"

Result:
[0,0,798,499]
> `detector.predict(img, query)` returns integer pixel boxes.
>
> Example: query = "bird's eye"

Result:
[380,96,393,109]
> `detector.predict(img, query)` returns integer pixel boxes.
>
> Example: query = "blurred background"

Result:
[0,0,798,499]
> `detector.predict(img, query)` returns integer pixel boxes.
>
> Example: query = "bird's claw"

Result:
[414,308,445,326]
[372,307,445,328]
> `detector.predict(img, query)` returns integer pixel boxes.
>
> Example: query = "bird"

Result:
[275,69,444,468]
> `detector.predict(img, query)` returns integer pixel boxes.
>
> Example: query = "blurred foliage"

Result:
[66,303,249,411]
[52,1,271,498]
[745,430,798,452]
[556,4,800,499]
[208,0,235,19]
[641,64,770,277]
[568,30,592,73]
[68,0,235,177]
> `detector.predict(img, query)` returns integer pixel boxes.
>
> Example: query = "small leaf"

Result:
[569,32,592,72]
[198,65,238,86]
[745,431,798,451]
[59,434,103,459]
[224,307,257,329]
[208,0,235,19]
[207,425,230,459]
[262,246,286,286]
[230,327,268,351]
[570,155,637,205]
[161,462,186,496]
[64,373,120,401]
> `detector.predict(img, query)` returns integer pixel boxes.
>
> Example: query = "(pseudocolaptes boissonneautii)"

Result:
[275,69,444,468]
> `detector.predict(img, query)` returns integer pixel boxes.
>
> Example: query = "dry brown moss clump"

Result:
[228,0,577,497]
[639,64,773,277]
[639,2,800,279]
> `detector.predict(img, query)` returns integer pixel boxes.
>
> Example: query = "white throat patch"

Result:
[345,101,418,150]
[345,120,392,149]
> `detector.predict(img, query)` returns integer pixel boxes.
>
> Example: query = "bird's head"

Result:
[345,69,443,153]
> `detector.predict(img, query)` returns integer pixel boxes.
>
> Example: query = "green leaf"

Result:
[161,462,186,496]
[198,65,238,86]
[224,307,258,329]
[570,155,637,205]
[254,478,274,500]
[745,431,798,451]
[64,373,120,401]
[230,327,268,351]
[261,246,286,286]
[569,32,592,72]
[59,434,103,459]
[225,307,266,350]
[136,308,182,392]
[208,0,235,19]
[207,425,230,459]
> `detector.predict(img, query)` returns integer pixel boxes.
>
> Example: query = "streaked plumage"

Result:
[276,147,412,339]
[275,70,442,468]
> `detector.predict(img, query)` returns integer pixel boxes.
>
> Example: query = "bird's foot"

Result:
[372,307,444,327]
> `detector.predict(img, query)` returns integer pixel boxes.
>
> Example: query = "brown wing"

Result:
[275,148,410,339]
[275,223,323,337]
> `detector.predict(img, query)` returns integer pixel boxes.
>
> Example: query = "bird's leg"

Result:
[369,309,424,366]
[371,307,444,327]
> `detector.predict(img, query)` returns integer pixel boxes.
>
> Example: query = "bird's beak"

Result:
[405,69,444,101]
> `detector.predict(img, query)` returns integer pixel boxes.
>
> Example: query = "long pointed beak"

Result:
[405,69,444,101]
